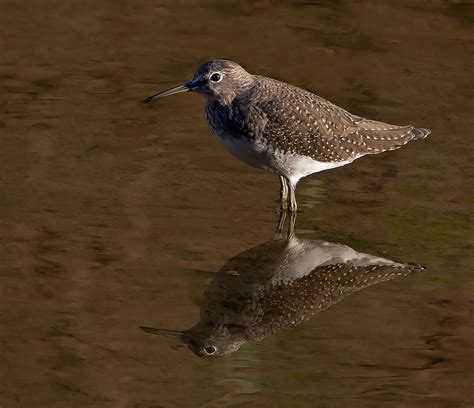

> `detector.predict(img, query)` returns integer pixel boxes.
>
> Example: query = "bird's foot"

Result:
[289,195,298,213]
[278,175,289,213]
[288,204,297,213]
[274,209,297,240]
[277,199,288,213]
[275,211,287,237]
[275,197,296,213]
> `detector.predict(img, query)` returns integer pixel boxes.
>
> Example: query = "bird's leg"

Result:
[279,175,289,211]
[275,210,288,238]
[288,211,296,238]
[288,182,298,213]
[274,207,296,240]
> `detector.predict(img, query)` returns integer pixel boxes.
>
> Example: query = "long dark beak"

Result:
[140,326,186,340]
[144,84,189,103]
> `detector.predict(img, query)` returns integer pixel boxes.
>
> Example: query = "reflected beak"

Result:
[140,326,186,340]
[144,84,190,103]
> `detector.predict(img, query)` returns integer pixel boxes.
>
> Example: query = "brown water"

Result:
[1,1,473,407]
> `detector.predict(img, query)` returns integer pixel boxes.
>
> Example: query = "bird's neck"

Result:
[206,93,235,107]
[208,76,257,107]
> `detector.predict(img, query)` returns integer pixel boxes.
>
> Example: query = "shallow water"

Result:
[0,1,473,407]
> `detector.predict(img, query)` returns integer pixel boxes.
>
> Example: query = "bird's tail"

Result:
[411,127,431,140]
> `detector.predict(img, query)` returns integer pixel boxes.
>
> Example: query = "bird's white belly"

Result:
[217,136,352,185]
[271,236,404,284]
[218,137,277,172]
[275,153,352,185]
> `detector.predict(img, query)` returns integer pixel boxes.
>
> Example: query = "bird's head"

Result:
[140,322,246,358]
[144,59,254,106]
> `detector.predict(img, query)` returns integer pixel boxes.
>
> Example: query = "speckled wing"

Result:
[297,262,423,312]
[244,261,424,339]
[254,77,430,162]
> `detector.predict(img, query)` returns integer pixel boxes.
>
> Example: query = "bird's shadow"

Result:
[140,212,425,358]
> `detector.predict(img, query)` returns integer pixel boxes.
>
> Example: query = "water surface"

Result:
[0,1,473,407]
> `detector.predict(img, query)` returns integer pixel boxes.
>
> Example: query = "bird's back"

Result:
[250,75,430,162]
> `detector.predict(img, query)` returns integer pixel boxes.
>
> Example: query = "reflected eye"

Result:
[203,346,217,355]
[209,72,222,82]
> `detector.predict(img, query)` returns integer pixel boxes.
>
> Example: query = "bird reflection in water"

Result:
[141,213,424,357]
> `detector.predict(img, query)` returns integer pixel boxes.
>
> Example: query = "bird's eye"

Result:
[203,346,217,355]
[209,72,222,83]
